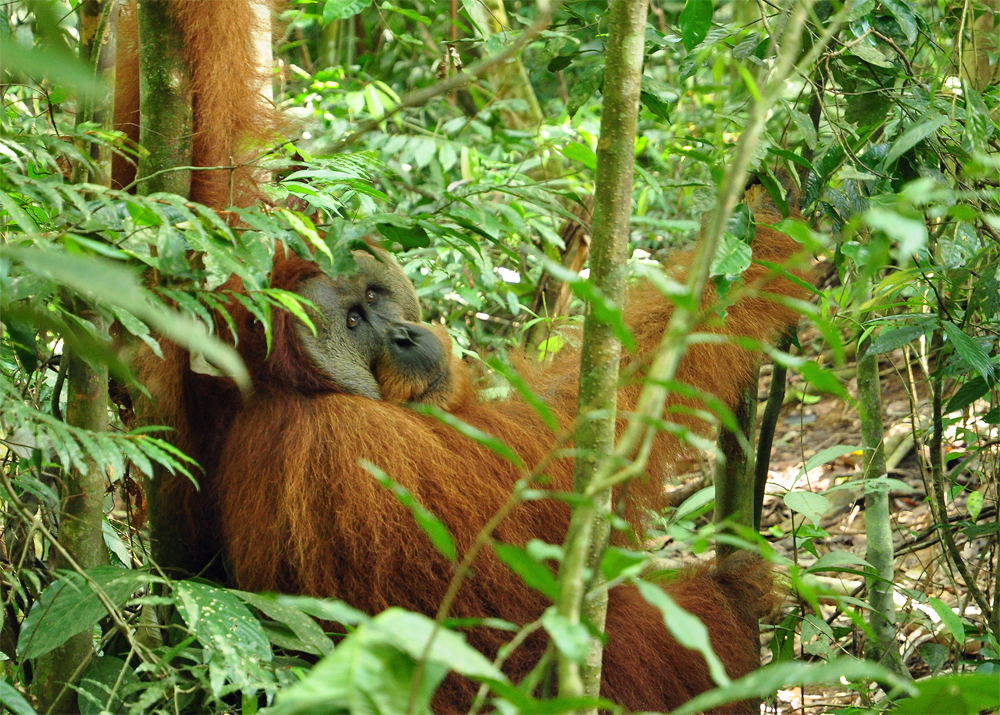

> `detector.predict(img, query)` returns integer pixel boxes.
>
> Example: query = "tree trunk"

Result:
[31,4,117,709]
[32,314,111,714]
[713,373,758,558]
[135,0,192,197]
[857,333,907,677]
[754,334,791,530]
[555,0,648,704]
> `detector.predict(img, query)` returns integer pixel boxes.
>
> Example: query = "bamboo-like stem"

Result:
[554,0,648,704]
[857,330,908,676]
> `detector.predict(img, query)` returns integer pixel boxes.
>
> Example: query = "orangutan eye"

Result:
[346,312,360,329]
[366,289,376,304]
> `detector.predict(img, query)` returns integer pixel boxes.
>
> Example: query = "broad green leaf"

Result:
[77,656,139,715]
[671,658,915,715]
[376,222,430,249]
[894,673,1000,715]
[492,541,560,600]
[566,63,603,118]
[807,551,869,572]
[881,0,918,44]
[784,490,829,525]
[870,322,933,354]
[600,547,649,582]
[634,579,730,686]
[710,231,753,279]
[928,597,965,643]
[18,567,149,659]
[267,608,504,715]
[967,490,984,522]
[885,114,949,167]
[0,679,37,715]
[175,581,272,694]
[640,90,672,121]
[234,591,335,656]
[361,460,457,563]
[679,0,713,51]
[323,0,369,22]
[558,142,597,172]
[945,377,991,414]
[942,322,995,382]
[276,596,369,626]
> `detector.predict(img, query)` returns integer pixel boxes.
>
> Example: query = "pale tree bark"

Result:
[961,0,999,92]
[555,0,648,704]
[857,331,908,677]
[135,0,192,196]
[31,4,116,711]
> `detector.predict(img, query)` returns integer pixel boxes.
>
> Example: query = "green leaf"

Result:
[967,490,984,522]
[894,673,1000,715]
[267,608,504,715]
[323,0,370,22]
[379,1,431,25]
[492,542,560,600]
[361,460,457,563]
[566,63,604,118]
[640,90,672,121]
[634,579,730,686]
[710,232,753,280]
[848,44,894,68]
[175,581,272,694]
[558,142,597,172]
[945,377,991,414]
[541,607,590,662]
[275,596,369,626]
[942,322,995,382]
[376,222,430,249]
[885,114,949,167]
[77,656,139,715]
[547,53,579,72]
[671,658,915,715]
[784,490,829,525]
[18,567,149,660]
[600,548,649,582]
[870,322,933,354]
[807,551,869,572]
[880,0,918,44]
[928,597,965,643]
[234,591,335,656]
[0,679,37,715]
[679,0,713,51]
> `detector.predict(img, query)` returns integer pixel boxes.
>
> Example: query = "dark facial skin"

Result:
[293,250,454,403]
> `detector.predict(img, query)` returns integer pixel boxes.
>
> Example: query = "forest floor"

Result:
[659,326,997,714]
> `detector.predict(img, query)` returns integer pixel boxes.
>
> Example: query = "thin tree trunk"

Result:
[31,3,116,709]
[713,372,758,558]
[857,332,907,676]
[555,0,648,704]
[71,0,118,186]
[135,0,192,197]
[754,334,791,530]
